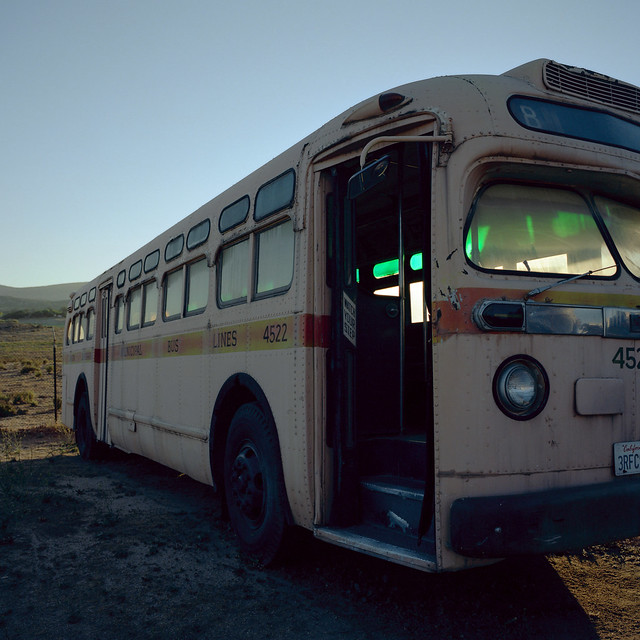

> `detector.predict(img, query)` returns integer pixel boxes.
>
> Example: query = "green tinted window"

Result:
[164,269,183,320]
[596,196,640,278]
[128,287,142,330]
[219,239,249,304]
[465,184,615,275]
[186,258,209,314]
[255,220,294,296]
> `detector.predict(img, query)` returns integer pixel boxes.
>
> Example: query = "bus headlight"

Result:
[493,355,549,420]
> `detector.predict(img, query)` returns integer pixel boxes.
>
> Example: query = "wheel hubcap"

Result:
[230,443,264,524]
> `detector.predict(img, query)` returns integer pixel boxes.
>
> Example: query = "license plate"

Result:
[613,441,640,476]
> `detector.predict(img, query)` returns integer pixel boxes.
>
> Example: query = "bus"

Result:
[63,59,640,572]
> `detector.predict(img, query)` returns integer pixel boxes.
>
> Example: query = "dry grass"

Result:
[0,320,63,428]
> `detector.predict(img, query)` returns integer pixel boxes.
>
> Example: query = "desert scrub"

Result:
[12,390,37,406]
[0,395,18,418]
[20,363,41,376]
[0,391,37,417]
[0,428,22,461]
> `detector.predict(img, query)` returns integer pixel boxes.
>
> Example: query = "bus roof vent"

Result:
[543,60,640,116]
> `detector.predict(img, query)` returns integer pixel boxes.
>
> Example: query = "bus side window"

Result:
[86,308,95,340]
[255,219,294,297]
[128,286,142,330]
[218,238,249,306]
[66,318,73,345]
[163,267,184,321]
[74,313,84,343]
[185,258,209,315]
[115,295,125,334]
[142,280,158,327]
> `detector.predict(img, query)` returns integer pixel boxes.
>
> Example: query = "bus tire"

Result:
[224,402,288,565]
[75,392,102,461]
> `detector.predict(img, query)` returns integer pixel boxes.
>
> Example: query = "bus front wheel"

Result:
[224,403,288,565]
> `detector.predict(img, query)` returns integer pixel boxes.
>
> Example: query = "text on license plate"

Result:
[613,441,640,476]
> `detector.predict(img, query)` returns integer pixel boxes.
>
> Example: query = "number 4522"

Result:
[612,346,640,369]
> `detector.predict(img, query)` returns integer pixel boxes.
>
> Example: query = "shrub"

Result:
[20,364,39,375]
[0,395,17,418]
[12,390,36,406]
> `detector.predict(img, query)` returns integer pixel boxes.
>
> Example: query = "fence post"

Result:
[52,327,58,423]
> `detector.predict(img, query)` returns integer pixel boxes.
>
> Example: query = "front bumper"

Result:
[450,477,640,558]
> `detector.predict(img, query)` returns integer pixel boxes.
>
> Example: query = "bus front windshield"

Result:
[464,183,633,278]
[595,195,640,278]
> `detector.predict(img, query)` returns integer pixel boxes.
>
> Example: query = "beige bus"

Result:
[63,59,640,572]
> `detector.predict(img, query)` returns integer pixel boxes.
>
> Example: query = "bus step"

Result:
[315,525,436,572]
[359,476,425,540]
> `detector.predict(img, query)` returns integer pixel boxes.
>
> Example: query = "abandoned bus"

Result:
[63,59,640,572]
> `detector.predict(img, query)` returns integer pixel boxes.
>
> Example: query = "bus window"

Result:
[144,249,160,273]
[74,313,85,343]
[187,219,210,251]
[595,196,640,277]
[142,280,158,327]
[165,235,184,262]
[219,238,249,305]
[127,287,142,330]
[115,295,124,334]
[66,319,73,345]
[186,258,209,315]
[163,268,184,320]
[465,183,615,275]
[254,169,295,221]
[219,196,249,232]
[255,219,294,296]
[86,308,95,340]
[129,260,143,281]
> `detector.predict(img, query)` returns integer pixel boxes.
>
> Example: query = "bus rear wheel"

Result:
[224,403,288,565]
[75,392,102,461]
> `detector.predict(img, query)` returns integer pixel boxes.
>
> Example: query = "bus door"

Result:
[96,283,112,445]
[324,141,436,555]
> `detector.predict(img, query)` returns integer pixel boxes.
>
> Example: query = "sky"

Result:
[2,0,640,288]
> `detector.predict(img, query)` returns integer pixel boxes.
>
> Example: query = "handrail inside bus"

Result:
[359,134,453,168]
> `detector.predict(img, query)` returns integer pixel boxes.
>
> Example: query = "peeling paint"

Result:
[447,287,461,310]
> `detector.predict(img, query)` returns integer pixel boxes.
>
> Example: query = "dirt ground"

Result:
[0,425,638,640]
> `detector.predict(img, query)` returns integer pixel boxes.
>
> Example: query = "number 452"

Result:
[612,346,640,369]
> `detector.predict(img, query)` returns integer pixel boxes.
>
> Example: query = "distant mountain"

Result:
[0,283,86,314]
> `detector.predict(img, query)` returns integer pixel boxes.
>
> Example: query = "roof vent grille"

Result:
[544,60,640,116]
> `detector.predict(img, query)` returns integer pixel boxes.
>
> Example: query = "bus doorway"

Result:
[96,283,112,445]
[324,141,435,563]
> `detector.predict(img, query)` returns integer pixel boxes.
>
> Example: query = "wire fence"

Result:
[0,321,63,429]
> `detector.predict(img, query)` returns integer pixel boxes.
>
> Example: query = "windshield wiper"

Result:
[524,264,616,301]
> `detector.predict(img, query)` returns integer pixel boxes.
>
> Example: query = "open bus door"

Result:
[96,282,112,445]
[321,140,436,567]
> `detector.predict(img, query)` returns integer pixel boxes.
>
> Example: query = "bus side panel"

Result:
[107,337,214,486]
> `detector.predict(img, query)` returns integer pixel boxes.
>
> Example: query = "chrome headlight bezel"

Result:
[493,355,549,420]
